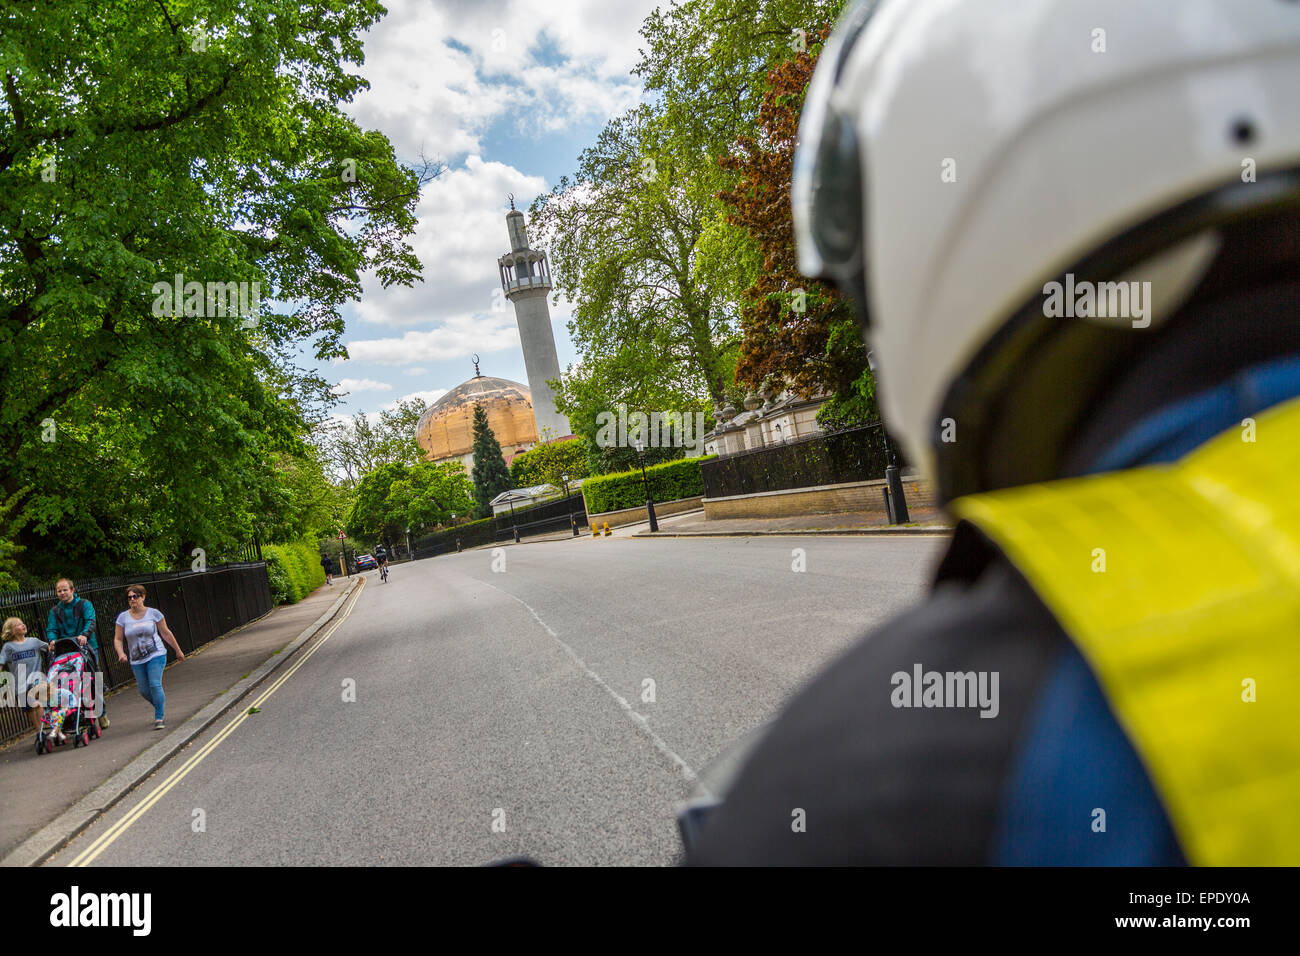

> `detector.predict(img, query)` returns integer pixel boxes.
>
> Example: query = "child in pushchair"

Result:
[36,637,100,754]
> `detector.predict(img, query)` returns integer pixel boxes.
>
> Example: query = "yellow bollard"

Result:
[603,522,611,536]
[591,523,599,538]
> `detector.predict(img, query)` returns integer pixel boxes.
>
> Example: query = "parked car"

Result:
[356,554,377,571]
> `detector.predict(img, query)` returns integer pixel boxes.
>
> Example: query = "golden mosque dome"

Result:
[415,374,538,465]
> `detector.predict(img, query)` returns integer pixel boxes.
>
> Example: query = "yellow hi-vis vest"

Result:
[948,395,1300,866]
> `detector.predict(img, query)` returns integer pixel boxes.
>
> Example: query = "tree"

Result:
[718,25,875,426]
[470,405,511,519]
[531,105,744,413]
[0,487,30,592]
[261,443,351,545]
[345,462,409,545]
[372,398,429,468]
[509,438,590,489]
[637,0,848,157]
[0,0,433,577]
[534,0,854,452]
[316,397,427,486]
[385,461,473,533]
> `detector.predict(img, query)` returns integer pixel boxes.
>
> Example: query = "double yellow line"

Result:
[68,578,366,867]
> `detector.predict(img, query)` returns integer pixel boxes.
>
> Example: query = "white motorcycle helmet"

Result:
[794,0,1300,502]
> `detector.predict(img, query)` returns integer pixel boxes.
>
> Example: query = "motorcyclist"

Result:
[688,0,1300,865]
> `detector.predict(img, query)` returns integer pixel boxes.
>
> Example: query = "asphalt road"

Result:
[49,533,947,867]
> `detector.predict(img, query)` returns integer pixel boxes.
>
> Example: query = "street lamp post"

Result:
[867,351,910,525]
[452,514,461,552]
[508,498,520,543]
[405,526,411,561]
[561,472,579,536]
[634,439,659,532]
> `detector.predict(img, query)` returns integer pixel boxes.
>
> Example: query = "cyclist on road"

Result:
[373,544,388,579]
[689,0,1300,866]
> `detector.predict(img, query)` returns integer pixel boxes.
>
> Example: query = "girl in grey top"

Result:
[1,617,48,731]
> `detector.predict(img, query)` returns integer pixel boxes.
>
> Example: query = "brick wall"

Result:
[587,496,704,530]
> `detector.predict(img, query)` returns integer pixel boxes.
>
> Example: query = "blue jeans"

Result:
[130,655,167,720]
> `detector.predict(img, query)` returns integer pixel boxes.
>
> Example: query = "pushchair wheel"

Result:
[91,721,101,739]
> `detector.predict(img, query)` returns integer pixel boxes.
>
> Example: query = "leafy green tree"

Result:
[553,355,721,477]
[345,461,409,546]
[534,0,849,455]
[636,0,847,157]
[0,0,431,576]
[316,397,427,487]
[531,105,744,412]
[469,405,511,519]
[0,486,30,592]
[373,398,429,468]
[385,461,473,533]
[317,415,385,487]
[509,438,590,489]
[262,442,352,545]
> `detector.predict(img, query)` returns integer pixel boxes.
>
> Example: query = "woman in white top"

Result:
[113,584,185,730]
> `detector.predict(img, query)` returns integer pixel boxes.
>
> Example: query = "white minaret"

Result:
[498,199,571,441]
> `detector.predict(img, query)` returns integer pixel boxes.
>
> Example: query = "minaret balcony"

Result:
[502,274,553,294]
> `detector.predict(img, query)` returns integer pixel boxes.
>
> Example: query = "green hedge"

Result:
[264,539,327,605]
[582,455,714,514]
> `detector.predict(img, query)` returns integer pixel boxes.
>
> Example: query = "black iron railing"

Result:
[493,493,586,540]
[410,519,497,559]
[701,423,906,499]
[0,562,271,747]
[406,493,589,558]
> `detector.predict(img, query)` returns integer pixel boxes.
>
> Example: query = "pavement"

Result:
[0,574,365,865]
[452,504,952,548]
[41,534,946,866]
[614,506,950,538]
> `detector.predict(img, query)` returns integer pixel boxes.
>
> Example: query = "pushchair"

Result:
[35,638,100,755]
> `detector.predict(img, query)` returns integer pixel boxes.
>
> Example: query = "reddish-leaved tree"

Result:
[719,26,875,426]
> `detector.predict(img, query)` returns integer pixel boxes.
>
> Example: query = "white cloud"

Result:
[331,378,393,395]
[319,0,644,411]
[348,0,657,162]
[385,388,448,411]
[346,311,521,364]
[342,155,584,373]
[352,155,549,328]
[324,389,448,429]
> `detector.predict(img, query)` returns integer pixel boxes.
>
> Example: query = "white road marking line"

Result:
[476,577,698,783]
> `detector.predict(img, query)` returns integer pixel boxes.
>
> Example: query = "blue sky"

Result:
[313,0,661,423]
